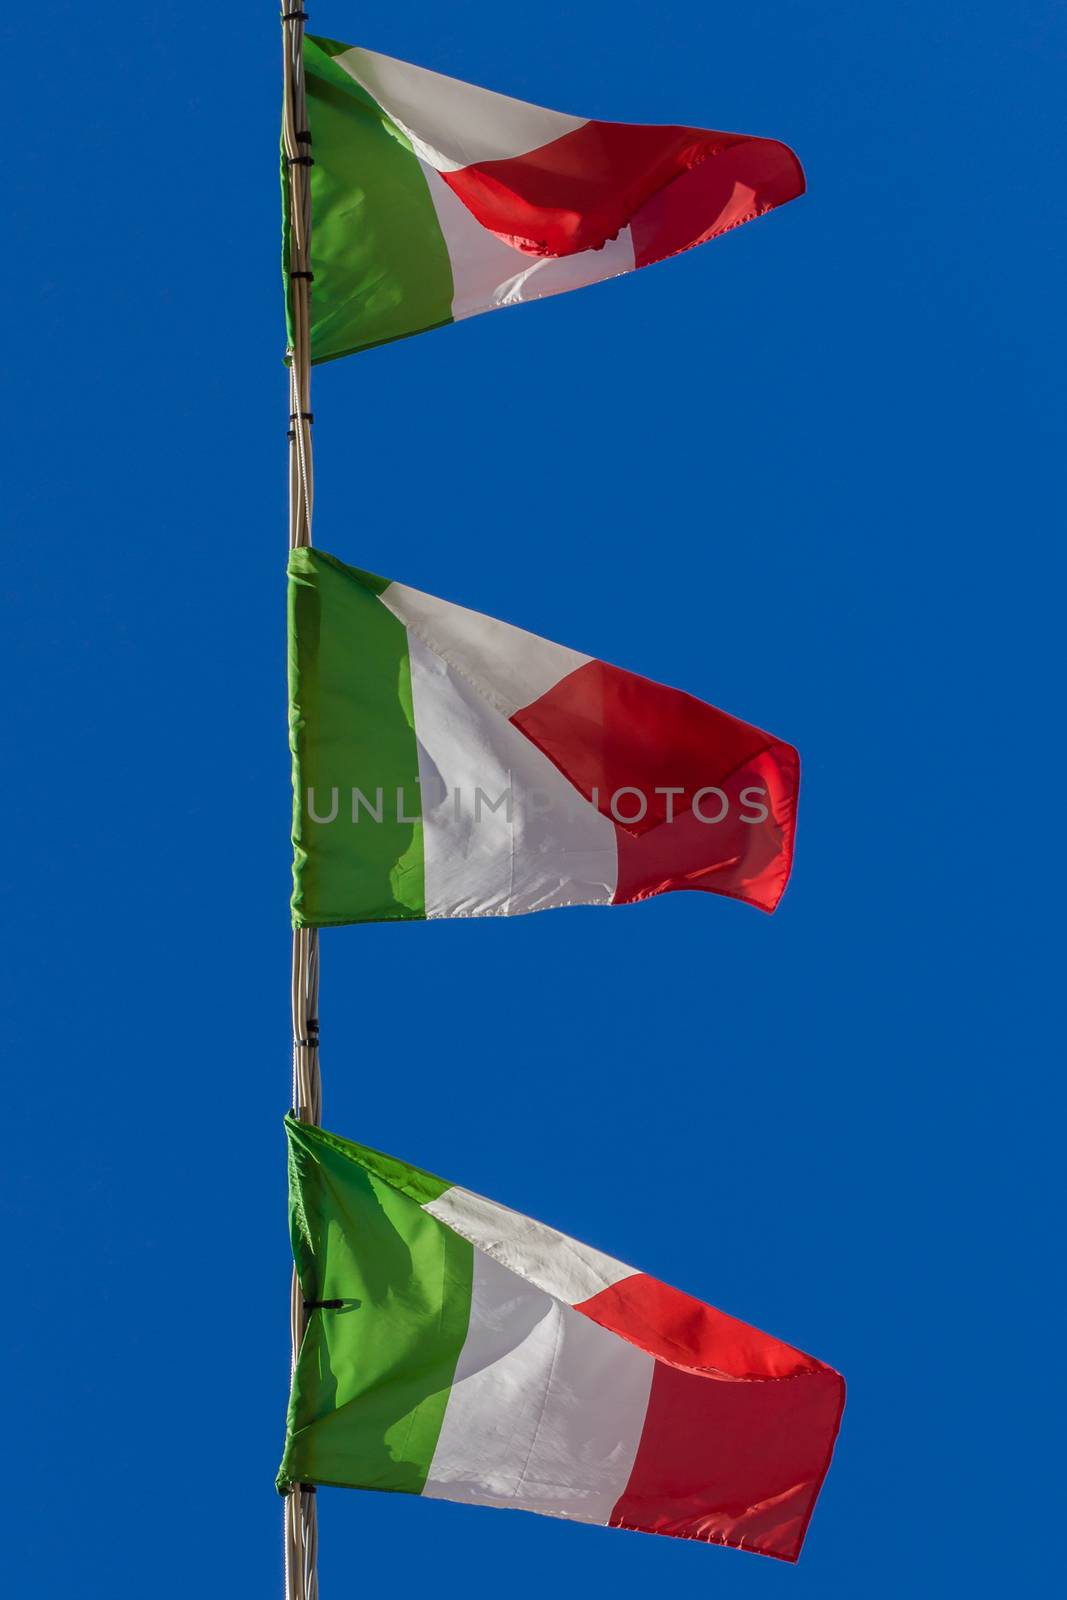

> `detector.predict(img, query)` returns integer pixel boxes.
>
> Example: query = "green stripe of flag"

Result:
[279,1118,470,1495]
[290,1117,455,1207]
[288,547,425,926]
[293,36,455,364]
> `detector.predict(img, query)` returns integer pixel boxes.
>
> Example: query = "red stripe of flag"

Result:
[577,1275,845,1561]
[511,660,799,912]
[441,119,805,259]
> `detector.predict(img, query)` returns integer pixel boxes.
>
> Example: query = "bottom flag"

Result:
[278,1118,844,1561]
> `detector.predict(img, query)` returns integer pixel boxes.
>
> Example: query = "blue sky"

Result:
[4,2,1063,1594]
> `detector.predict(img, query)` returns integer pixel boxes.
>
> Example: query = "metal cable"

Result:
[281,3,320,1595]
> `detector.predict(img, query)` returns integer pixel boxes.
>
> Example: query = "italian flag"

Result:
[293,39,805,362]
[279,1118,844,1562]
[288,549,800,926]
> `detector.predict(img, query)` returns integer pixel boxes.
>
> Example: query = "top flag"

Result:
[287,38,805,362]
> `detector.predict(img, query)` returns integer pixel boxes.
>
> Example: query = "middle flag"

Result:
[289,548,799,926]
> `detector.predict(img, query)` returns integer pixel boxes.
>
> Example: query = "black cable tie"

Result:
[298,1483,317,1494]
[282,10,309,21]
[289,411,315,422]
[303,1299,344,1311]
[307,1018,320,1036]
[287,269,314,281]
[296,131,313,146]
[285,155,315,169]
[293,1036,320,1048]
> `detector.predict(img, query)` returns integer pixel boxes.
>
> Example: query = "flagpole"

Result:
[281,4,320,1598]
